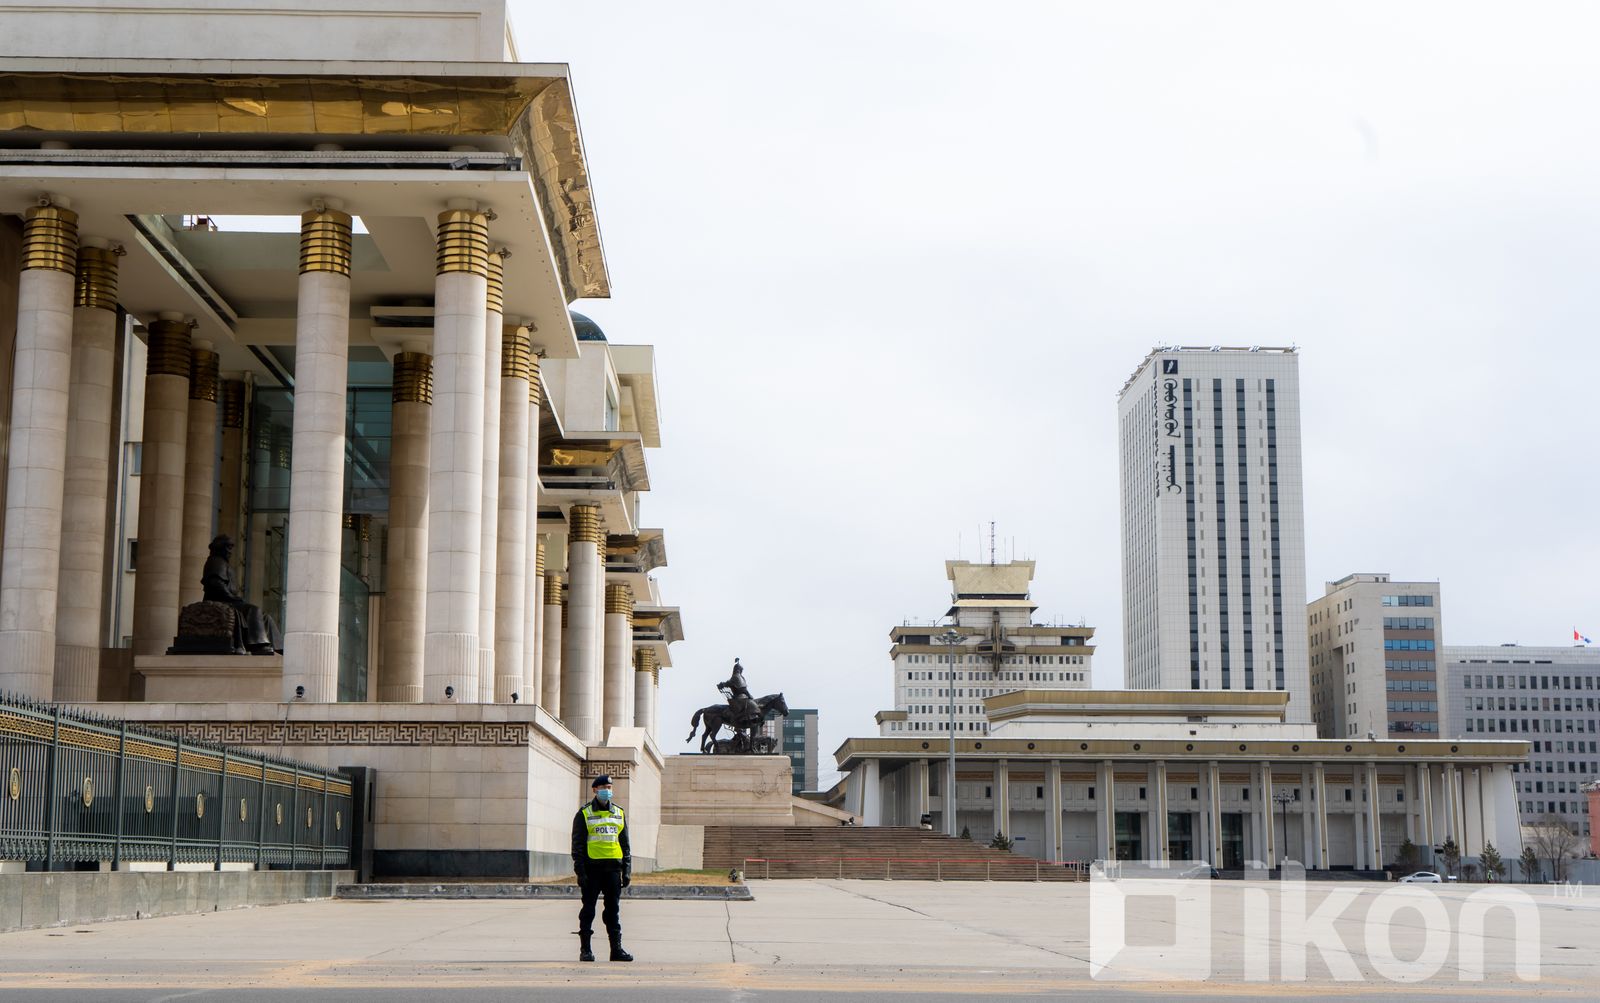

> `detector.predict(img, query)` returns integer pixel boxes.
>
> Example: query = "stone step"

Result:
[337,882,752,901]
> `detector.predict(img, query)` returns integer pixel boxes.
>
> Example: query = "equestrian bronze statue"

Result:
[686,658,790,754]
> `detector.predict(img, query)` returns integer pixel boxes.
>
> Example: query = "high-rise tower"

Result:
[1116,347,1310,722]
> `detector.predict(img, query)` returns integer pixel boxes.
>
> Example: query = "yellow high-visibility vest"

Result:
[582,805,625,860]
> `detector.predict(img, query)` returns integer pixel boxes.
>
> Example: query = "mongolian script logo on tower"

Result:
[1162,379,1181,438]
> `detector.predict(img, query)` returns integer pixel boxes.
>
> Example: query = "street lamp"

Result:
[938,628,963,838]
[1273,789,1296,868]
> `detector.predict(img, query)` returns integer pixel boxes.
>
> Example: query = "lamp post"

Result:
[1274,789,1296,868]
[939,628,962,837]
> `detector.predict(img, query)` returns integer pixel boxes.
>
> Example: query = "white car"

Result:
[1400,871,1443,883]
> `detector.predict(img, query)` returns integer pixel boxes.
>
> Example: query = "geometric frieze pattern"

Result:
[580,760,633,779]
[143,720,532,747]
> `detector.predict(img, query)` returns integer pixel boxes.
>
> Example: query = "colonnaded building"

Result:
[0,2,681,876]
[838,347,1529,872]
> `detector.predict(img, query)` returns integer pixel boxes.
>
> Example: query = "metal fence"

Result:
[0,694,353,870]
[741,857,1091,881]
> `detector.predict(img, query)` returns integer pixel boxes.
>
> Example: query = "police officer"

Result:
[571,775,633,962]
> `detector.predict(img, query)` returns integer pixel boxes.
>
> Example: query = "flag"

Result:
[1577,629,1593,645]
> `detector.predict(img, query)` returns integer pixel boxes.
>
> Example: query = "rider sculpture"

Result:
[686,658,789,754]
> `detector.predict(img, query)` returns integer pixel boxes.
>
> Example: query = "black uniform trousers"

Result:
[578,864,623,940]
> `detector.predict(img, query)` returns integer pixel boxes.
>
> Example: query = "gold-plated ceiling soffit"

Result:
[509,78,609,301]
[541,439,625,469]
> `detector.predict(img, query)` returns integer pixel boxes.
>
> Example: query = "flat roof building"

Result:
[1308,574,1444,740]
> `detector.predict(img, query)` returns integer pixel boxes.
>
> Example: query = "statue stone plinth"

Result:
[168,601,247,655]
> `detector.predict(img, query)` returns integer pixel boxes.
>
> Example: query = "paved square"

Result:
[0,880,1594,1000]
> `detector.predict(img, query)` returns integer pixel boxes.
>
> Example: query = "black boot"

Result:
[609,936,633,962]
[579,933,595,962]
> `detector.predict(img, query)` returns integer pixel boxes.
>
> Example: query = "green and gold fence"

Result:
[0,695,353,870]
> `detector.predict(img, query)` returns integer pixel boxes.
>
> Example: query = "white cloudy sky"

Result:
[516,2,1600,786]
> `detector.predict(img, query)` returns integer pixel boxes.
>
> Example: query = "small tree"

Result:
[960,824,972,841]
[989,830,1014,852]
[1478,843,1502,882]
[1519,845,1541,883]
[1395,838,1419,876]
[1529,815,1580,882]
[1461,863,1478,882]
[1440,837,1461,877]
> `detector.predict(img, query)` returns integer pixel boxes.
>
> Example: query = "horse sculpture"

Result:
[686,692,789,754]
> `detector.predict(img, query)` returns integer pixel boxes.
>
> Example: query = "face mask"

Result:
[596,789,612,804]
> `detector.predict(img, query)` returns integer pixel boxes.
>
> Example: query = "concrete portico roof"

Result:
[0,166,579,377]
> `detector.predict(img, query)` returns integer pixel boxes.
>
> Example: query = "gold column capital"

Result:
[568,503,602,545]
[22,204,78,273]
[299,208,353,276]
[188,348,219,402]
[606,583,633,620]
[74,244,119,310]
[220,380,247,429]
[635,648,657,674]
[392,352,434,404]
[544,573,564,606]
[535,537,546,576]
[145,318,192,379]
[501,325,532,381]
[485,251,505,313]
[435,209,490,277]
[528,354,542,406]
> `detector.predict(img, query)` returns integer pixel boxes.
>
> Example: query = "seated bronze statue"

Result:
[191,534,281,655]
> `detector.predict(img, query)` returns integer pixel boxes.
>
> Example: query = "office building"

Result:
[782,708,819,794]
[1308,575,1444,740]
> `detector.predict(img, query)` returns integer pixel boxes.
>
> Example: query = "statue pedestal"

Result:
[134,655,282,702]
[661,754,794,826]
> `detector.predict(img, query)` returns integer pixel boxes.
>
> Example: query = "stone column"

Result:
[528,536,545,702]
[1097,760,1114,861]
[1418,763,1435,850]
[1365,761,1382,870]
[477,252,503,702]
[130,314,191,657]
[178,342,219,606]
[281,207,352,703]
[1154,760,1170,862]
[560,504,602,742]
[1261,762,1276,866]
[379,349,431,702]
[993,760,1009,841]
[1300,767,1316,865]
[1207,761,1223,869]
[540,572,564,714]
[592,514,608,728]
[1441,763,1458,844]
[1313,762,1330,870]
[603,582,633,737]
[1045,760,1063,862]
[50,236,115,700]
[423,206,489,703]
[216,378,247,573]
[493,321,530,703]
[522,358,542,700]
[633,646,656,733]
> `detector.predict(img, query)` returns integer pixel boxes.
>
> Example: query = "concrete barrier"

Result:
[0,869,352,933]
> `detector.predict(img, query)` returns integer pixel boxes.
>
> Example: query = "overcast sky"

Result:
[516,2,1600,786]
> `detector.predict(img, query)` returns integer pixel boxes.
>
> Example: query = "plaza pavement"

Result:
[0,878,1595,1000]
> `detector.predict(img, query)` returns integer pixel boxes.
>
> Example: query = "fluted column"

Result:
[130,314,191,657]
[603,582,633,736]
[633,647,657,736]
[178,342,219,606]
[281,206,352,703]
[493,321,529,703]
[216,379,247,576]
[561,503,602,742]
[540,571,563,714]
[477,253,503,701]
[528,536,545,703]
[379,349,431,702]
[0,204,77,695]
[423,206,488,703]
[521,358,543,701]
[51,238,118,700]
[592,514,608,731]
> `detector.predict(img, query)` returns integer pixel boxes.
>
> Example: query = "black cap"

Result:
[591,775,612,789]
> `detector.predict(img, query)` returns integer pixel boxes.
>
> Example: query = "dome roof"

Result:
[570,310,607,342]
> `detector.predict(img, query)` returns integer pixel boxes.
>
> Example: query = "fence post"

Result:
[289,765,299,870]
[838,857,842,880]
[111,722,127,870]
[169,735,182,871]
[43,706,61,871]
[1035,860,1039,882]
[886,859,891,881]
[319,775,330,870]
[986,860,991,881]
[937,860,942,882]
[254,758,268,870]
[216,750,228,872]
